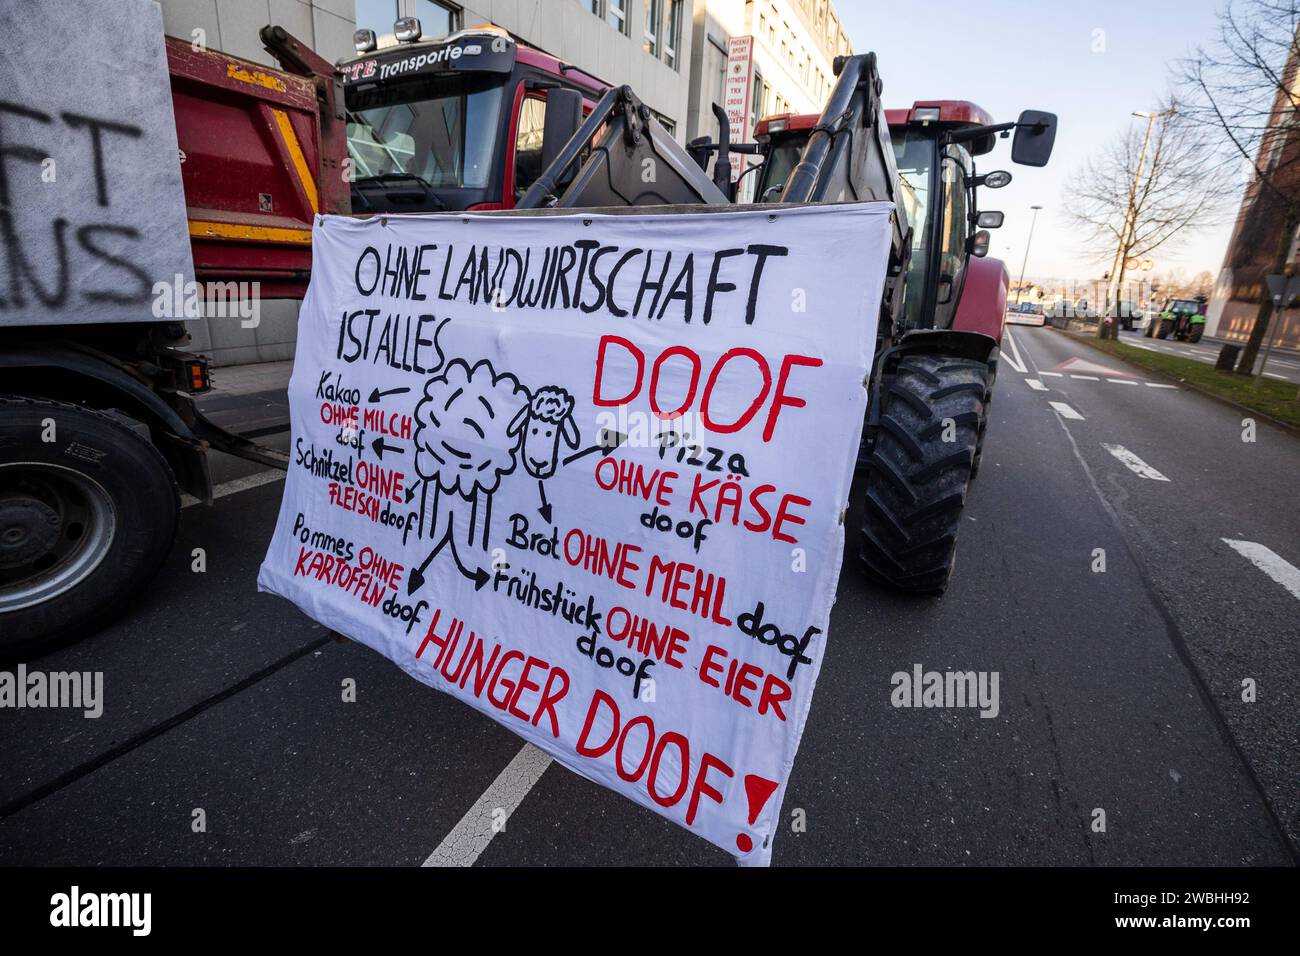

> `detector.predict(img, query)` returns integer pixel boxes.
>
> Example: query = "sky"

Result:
[836,0,1237,286]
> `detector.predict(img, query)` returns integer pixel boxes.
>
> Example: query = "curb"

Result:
[1059,329,1300,439]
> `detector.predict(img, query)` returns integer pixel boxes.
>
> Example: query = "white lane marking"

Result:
[999,329,1027,374]
[1048,401,1085,420]
[1264,372,1288,380]
[1273,360,1300,369]
[1101,443,1169,481]
[182,469,285,508]
[1145,382,1178,389]
[1070,374,1100,381]
[422,744,552,867]
[1025,378,1048,391]
[1130,343,1159,352]
[1107,378,1139,385]
[1039,371,1063,377]
[1222,539,1300,602]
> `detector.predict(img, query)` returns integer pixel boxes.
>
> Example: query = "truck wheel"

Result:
[858,355,985,594]
[0,397,179,658]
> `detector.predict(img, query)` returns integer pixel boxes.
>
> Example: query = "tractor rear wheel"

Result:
[858,354,986,595]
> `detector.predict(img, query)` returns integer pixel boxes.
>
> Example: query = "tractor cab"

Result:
[339,21,606,213]
[754,100,1054,333]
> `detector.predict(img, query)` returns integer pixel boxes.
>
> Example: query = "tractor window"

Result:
[346,73,505,189]
[757,137,802,202]
[937,144,972,305]
[513,97,547,197]
[891,129,934,327]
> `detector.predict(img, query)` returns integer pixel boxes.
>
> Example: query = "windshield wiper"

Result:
[353,173,447,210]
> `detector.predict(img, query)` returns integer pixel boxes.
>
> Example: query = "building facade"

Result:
[157,0,697,364]
[685,0,851,195]
[1204,46,1300,352]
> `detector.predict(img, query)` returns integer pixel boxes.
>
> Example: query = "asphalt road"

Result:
[1117,327,1300,384]
[2,326,1297,866]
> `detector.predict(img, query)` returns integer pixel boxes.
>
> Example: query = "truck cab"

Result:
[339,23,607,214]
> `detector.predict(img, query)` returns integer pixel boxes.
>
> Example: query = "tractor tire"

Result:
[858,355,986,595]
[0,397,179,660]
[1157,319,1174,339]
[1144,319,1156,338]
[1189,326,1204,343]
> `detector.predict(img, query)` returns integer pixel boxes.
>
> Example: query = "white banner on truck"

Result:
[258,203,892,864]
[0,0,192,326]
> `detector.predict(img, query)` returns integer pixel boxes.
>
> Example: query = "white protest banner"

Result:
[258,203,892,864]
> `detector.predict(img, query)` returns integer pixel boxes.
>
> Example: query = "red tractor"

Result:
[750,97,1055,592]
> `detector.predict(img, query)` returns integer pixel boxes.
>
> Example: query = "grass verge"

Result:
[1065,332,1300,429]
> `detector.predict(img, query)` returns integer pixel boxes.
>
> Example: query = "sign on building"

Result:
[724,35,755,183]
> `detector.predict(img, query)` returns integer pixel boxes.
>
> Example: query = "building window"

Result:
[414,0,459,36]
[640,0,683,69]
[586,0,601,14]
[607,0,628,34]
[644,0,661,56]
[356,0,400,35]
[663,0,683,69]
[750,72,765,131]
[358,1,460,37]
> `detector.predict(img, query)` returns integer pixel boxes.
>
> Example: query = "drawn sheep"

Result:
[412,357,529,555]
[509,386,580,480]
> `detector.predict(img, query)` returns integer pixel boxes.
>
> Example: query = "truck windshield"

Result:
[891,128,934,327]
[346,74,505,189]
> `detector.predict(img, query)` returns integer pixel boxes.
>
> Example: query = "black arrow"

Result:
[538,480,552,524]
[408,538,488,595]
[405,483,418,503]
[368,386,410,403]
[563,429,627,466]
[372,437,405,459]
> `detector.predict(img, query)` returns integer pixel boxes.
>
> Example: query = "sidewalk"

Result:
[208,359,294,395]
[1201,334,1300,359]
[199,359,294,435]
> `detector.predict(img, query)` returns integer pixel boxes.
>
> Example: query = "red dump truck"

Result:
[0,9,347,655]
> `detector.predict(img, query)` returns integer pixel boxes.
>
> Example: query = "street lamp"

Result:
[1015,205,1044,307]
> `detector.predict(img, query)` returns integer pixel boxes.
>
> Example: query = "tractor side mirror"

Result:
[1012,110,1057,167]
[976,210,1004,228]
[968,229,991,257]
[542,89,584,186]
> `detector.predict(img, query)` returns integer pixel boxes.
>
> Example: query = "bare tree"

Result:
[1063,104,1217,337]
[1177,0,1300,373]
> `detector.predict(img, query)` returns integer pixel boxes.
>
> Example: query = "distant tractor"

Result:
[1145,297,1206,341]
